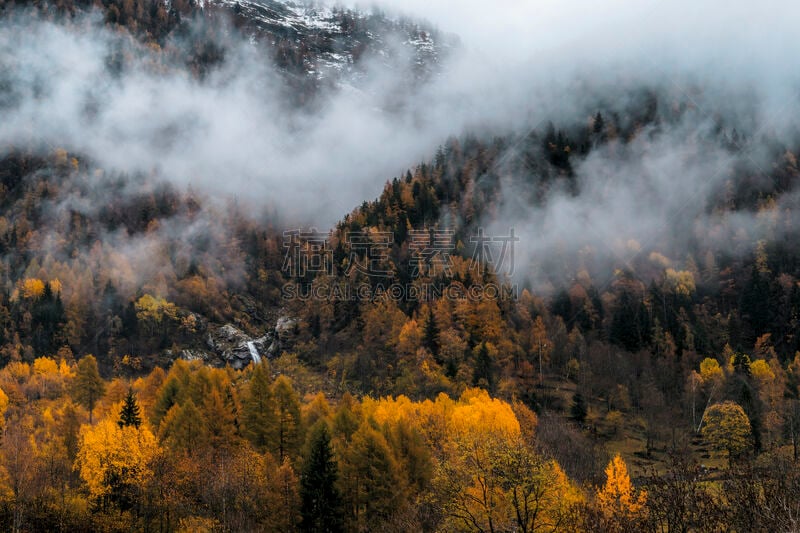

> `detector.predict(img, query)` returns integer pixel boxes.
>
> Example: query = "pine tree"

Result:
[732,353,752,376]
[301,421,344,533]
[424,309,440,360]
[570,392,587,423]
[593,112,605,134]
[472,342,495,392]
[118,387,142,428]
[610,290,651,352]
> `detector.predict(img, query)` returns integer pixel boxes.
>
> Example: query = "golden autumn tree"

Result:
[1,414,38,529]
[397,318,423,359]
[76,418,159,511]
[424,389,585,532]
[530,316,551,388]
[700,357,724,383]
[0,387,7,436]
[272,375,302,462]
[386,415,433,494]
[27,402,85,523]
[20,278,45,300]
[664,269,696,298]
[357,299,407,391]
[135,294,178,335]
[31,357,64,399]
[688,357,726,432]
[0,387,7,415]
[72,355,105,424]
[241,363,278,452]
[339,422,406,530]
[750,357,786,447]
[200,388,237,452]
[158,400,209,455]
[495,440,583,532]
[596,454,647,530]
[302,391,332,430]
[702,401,752,465]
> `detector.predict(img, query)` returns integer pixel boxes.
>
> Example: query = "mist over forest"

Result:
[1,0,800,531]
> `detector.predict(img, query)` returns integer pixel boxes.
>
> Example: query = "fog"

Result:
[2,0,800,286]
[359,0,800,285]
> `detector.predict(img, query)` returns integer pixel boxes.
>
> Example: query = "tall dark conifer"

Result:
[424,309,440,360]
[118,387,142,428]
[472,342,495,392]
[300,421,344,533]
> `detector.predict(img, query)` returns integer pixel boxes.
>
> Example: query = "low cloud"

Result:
[2,1,800,288]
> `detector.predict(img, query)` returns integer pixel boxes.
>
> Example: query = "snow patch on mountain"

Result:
[210,0,453,86]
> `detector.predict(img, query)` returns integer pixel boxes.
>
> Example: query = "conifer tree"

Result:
[424,309,440,359]
[301,421,344,533]
[118,387,142,428]
[472,342,495,392]
[241,363,278,451]
[571,392,587,423]
[72,354,105,424]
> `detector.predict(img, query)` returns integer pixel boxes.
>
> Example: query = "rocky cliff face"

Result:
[197,316,297,368]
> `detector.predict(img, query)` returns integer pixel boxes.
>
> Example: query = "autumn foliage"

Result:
[0,356,591,531]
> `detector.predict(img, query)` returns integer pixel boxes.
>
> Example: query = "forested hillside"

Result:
[2,0,800,531]
[1,357,798,531]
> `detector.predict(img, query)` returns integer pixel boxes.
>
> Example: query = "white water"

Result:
[247,341,262,365]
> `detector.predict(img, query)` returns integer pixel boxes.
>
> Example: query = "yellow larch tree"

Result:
[75,418,159,505]
[21,278,46,300]
[0,387,7,435]
[31,357,62,399]
[596,454,647,526]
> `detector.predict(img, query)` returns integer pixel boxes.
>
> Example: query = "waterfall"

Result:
[247,341,262,365]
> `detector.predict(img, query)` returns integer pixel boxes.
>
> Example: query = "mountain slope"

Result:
[214,0,453,86]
